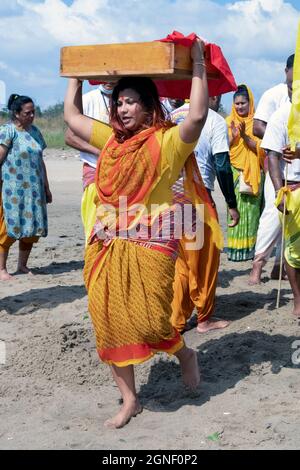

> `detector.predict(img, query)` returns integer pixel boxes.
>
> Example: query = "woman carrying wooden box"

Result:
[64,39,212,429]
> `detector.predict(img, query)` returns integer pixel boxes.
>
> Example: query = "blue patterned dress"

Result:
[0,122,48,239]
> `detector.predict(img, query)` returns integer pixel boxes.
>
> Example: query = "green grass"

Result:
[34,115,67,149]
[0,113,68,149]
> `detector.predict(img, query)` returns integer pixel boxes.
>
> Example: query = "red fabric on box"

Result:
[89,31,237,98]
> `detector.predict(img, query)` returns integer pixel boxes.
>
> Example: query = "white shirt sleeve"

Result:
[254,84,288,123]
[261,108,287,154]
[210,115,229,155]
[254,89,278,123]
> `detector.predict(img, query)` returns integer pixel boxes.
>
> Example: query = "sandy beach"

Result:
[0,148,299,450]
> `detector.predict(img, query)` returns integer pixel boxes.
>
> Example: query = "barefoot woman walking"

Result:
[64,39,209,428]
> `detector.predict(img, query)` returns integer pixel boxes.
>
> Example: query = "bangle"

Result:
[193,61,206,67]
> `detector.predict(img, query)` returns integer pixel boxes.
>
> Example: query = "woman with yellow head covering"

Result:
[226,84,265,261]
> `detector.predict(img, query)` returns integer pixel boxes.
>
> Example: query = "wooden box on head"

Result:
[60,40,219,81]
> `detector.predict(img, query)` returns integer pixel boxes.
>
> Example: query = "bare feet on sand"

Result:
[16,266,34,275]
[104,398,142,429]
[177,347,200,390]
[292,299,300,318]
[0,269,13,281]
[248,260,263,285]
[197,319,230,333]
[249,262,288,285]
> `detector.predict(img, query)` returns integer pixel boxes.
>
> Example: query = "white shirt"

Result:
[194,108,229,190]
[80,86,110,168]
[171,104,229,190]
[261,101,300,181]
[254,83,289,123]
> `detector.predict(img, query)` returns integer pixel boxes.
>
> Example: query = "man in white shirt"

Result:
[263,93,300,317]
[171,96,239,333]
[65,84,113,244]
[249,54,294,285]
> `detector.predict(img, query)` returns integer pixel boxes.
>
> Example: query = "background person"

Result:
[262,73,300,317]
[249,54,294,284]
[0,94,52,280]
[171,95,239,333]
[226,84,265,262]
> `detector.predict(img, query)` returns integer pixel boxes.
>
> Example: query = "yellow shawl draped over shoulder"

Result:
[226,85,265,195]
[86,124,223,289]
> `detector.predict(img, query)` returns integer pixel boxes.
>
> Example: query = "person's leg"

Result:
[174,344,200,389]
[284,262,300,317]
[249,173,282,284]
[171,241,195,332]
[0,248,13,280]
[188,223,229,333]
[0,198,14,280]
[269,242,288,280]
[104,364,142,429]
[17,237,39,273]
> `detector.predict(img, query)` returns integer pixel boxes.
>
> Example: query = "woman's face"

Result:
[234,95,249,117]
[15,102,35,128]
[117,88,147,131]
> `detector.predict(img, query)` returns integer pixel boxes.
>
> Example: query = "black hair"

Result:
[233,84,249,102]
[286,54,294,70]
[7,94,34,120]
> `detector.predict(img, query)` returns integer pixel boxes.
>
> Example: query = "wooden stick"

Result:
[276,164,289,309]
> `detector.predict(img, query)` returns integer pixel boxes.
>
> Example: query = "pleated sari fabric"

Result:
[84,121,222,366]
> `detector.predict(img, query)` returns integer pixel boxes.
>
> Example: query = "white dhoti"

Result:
[254,172,282,264]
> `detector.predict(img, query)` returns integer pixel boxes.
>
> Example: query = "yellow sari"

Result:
[84,121,222,366]
[226,85,264,196]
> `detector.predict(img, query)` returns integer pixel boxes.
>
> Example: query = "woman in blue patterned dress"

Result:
[0,94,52,280]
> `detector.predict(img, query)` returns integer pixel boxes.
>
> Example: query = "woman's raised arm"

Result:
[64,78,94,144]
[179,38,209,144]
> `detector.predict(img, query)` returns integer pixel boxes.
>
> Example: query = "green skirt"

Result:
[227,167,264,262]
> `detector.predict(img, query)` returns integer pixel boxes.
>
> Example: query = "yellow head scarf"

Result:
[226,84,265,195]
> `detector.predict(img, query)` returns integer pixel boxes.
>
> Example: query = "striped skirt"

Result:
[227,167,264,262]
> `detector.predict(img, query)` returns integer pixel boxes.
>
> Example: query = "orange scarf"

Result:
[226,85,265,195]
[94,126,222,247]
[87,126,223,289]
[95,126,161,208]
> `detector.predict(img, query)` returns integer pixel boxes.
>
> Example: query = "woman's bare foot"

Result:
[104,398,142,429]
[197,319,230,333]
[0,269,13,280]
[248,260,263,285]
[176,347,200,390]
[292,298,300,318]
